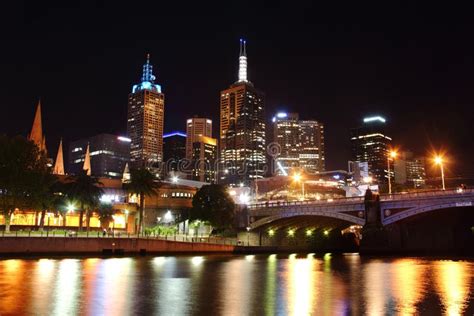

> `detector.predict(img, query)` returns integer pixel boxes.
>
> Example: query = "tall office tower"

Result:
[350,116,392,187]
[127,54,165,172]
[394,151,426,188]
[273,112,300,175]
[191,136,218,183]
[299,120,325,173]
[186,117,212,160]
[163,132,186,174]
[272,112,325,175]
[219,39,265,185]
[68,134,130,179]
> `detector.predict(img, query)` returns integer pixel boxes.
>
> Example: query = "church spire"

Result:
[28,100,46,152]
[238,39,248,83]
[53,138,65,175]
[83,143,91,176]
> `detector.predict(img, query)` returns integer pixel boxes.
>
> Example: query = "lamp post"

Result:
[387,150,397,194]
[293,173,304,200]
[246,226,250,246]
[434,156,445,190]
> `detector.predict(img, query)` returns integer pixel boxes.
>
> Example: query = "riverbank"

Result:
[0,237,235,256]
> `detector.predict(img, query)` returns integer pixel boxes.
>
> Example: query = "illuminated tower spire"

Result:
[83,143,91,176]
[238,38,248,83]
[141,53,156,83]
[53,138,65,175]
[29,100,46,152]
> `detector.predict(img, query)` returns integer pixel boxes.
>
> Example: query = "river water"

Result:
[0,254,473,315]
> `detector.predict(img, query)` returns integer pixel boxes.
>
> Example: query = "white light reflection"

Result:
[191,256,204,266]
[52,259,81,316]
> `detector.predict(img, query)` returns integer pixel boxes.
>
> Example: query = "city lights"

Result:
[288,229,295,237]
[388,149,398,194]
[433,155,446,190]
[268,229,275,236]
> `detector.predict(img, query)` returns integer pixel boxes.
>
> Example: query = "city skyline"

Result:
[2,2,474,176]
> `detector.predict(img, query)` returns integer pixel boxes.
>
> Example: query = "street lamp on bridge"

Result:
[292,173,305,200]
[434,155,446,190]
[387,149,398,194]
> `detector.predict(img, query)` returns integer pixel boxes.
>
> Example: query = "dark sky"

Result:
[2,1,474,176]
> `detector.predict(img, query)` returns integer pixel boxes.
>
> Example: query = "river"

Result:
[0,254,473,315]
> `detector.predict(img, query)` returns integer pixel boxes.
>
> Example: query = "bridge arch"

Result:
[383,201,473,225]
[250,210,365,229]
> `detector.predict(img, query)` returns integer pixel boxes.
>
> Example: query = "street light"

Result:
[434,155,445,190]
[387,150,398,194]
[292,173,305,200]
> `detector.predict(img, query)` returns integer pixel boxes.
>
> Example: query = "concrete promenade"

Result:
[0,237,236,255]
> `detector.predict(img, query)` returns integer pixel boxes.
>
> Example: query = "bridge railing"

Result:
[249,188,474,209]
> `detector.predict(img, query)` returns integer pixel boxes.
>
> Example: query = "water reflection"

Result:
[434,260,472,315]
[390,259,427,315]
[0,255,472,315]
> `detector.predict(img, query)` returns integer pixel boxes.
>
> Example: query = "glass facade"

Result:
[68,134,130,179]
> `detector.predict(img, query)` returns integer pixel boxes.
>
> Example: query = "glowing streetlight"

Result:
[288,229,295,237]
[387,150,398,194]
[268,229,275,236]
[171,176,179,184]
[292,173,305,200]
[434,155,445,190]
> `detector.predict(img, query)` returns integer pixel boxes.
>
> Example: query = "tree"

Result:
[97,203,115,229]
[190,184,235,230]
[0,135,50,232]
[123,168,159,235]
[65,170,103,231]
[30,172,61,231]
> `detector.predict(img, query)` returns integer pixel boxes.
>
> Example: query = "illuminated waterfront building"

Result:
[272,112,325,175]
[191,135,217,183]
[350,116,392,186]
[220,39,265,185]
[186,117,212,160]
[127,54,165,172]
[68,134,130,179]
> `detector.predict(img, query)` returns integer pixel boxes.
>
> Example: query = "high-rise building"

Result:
[127,54,165,172]
[272,112,325,175]
[219,39,265,185]
[191,135,217,183]
[163,132,186,174]
[186,117,212,160]
[394,151,426,188]
[68,134,130,179]
[350,116,392,186]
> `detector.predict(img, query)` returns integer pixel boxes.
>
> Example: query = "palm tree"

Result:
[123,168,159,235]
[65,170,103,231]
[31,172,60,231]
[97,203,115,229]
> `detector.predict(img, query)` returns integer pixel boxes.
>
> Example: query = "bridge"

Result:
[248,188,474,230]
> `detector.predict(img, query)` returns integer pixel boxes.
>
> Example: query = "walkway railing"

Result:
[0,231,239,246]
[249,188,474,210]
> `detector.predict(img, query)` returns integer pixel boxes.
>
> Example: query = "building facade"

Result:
[394,151,427,189]
[191,135,217,183]
[350,116,392,187]
[127,54,165,173]
[163,132,186,174]
[273,112,325,175]
[186,117,212,160]
[68,134,130,179]
[220,39,266,186]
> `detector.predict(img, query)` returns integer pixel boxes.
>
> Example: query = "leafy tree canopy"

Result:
[190,184,235,229]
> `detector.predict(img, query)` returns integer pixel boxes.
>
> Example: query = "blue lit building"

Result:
[127,54,165,172]
[68,134,130,179]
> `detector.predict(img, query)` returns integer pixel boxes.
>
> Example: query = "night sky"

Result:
[2,2,474,176]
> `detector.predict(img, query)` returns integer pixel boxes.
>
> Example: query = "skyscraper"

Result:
[127,54,165,172]
[186,117,212,160]
[163,131,186,174]
[350,116,392,187]
[272,112,325,175]
[219,39,265,185]
[191,135,217,183]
